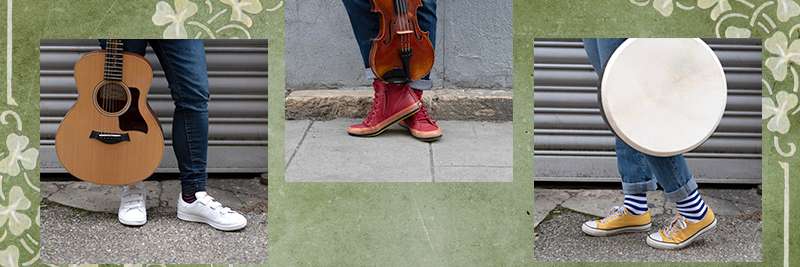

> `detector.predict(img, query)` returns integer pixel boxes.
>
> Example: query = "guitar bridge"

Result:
[90,130,130,144]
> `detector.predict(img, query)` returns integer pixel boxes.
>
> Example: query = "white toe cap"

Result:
[648,232,663,241]
[584,221,598,228]
[119,209,146,225]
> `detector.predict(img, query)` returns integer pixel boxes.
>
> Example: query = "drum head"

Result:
[599,38,727,157]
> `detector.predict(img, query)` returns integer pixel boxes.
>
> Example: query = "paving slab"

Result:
[533,189,574,226]
[40,181,71,199]
[284,119,513,182]
[46,181,162,213]
[431,121,513,168]
[43,178,267,212]
[285,119,432,182]
[561,189,625,217]
[160,180,181,208]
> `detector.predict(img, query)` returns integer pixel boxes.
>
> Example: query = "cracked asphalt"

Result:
[534,188,762,262]
[40,177,268,264]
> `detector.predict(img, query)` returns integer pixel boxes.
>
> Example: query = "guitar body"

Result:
[55,50,164,185]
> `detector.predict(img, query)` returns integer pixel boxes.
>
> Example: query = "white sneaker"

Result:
[118,181,146,226]
[177,191,247,231]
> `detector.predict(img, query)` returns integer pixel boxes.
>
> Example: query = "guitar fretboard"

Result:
[104,39,123,81]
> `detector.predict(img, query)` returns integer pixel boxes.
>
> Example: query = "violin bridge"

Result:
[396,30,413,35]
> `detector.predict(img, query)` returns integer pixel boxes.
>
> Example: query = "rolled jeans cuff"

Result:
[181,180,207,195]
[664,176,698,202]
[622,178,657,195]
[364,68,432,90]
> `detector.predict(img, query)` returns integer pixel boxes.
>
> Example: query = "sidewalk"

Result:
[534,188,761,262]
[285,119,513,182]
[40,177,268,264]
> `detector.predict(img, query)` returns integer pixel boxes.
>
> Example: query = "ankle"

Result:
[182,192,198,203]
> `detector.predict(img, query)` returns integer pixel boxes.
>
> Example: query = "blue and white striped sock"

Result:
[676,190,709,223]
[623,193,648,215]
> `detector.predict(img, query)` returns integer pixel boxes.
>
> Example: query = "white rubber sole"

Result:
[177,210,247,231]
[646,218,717,250]
[582,222,651,237]
[118,216,146,226]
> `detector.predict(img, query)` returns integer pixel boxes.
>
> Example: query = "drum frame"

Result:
[597,38,727,157]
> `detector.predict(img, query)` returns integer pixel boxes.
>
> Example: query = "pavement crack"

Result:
[429,143,435,182]
[286,120,314,170]
[157,181,164,207]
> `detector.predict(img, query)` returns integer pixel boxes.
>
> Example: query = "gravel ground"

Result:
[534,209,761,262]
[41,205,268,264]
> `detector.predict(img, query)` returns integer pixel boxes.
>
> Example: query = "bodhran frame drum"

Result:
[598,38,727,157]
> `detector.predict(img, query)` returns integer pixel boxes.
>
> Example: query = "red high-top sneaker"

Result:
[399,89,442,141]
[348,80,421,137]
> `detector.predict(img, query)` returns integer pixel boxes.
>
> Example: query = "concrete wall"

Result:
[286,0,513,91]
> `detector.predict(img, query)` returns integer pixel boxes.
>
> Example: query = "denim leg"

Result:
[148,40,210,195]
[341,0,380,69]
[584,38,697,201]
[581,38,601,75]
[643,154,697,202]
[343,0,437,90]
[616,139,657,194]
[585,39,655,193]
[99,39,147,56]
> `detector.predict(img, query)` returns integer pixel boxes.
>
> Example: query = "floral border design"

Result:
[630,0,799,265]
[1,0,41,265]
[152,0,284,39]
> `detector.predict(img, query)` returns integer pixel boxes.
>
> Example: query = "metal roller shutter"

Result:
[533,38,761,184]
[40,39,268,173]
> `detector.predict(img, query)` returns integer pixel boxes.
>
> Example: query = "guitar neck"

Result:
[104,39,123,81]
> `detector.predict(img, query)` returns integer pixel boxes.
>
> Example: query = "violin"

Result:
[369,0,434,84]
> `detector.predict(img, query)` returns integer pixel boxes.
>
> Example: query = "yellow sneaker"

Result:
[581,206,651,237]
[646,208,716,250]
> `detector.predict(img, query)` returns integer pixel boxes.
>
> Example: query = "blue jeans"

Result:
[342,0,437,90]
[100,39,209,194]
[582,38,697,202]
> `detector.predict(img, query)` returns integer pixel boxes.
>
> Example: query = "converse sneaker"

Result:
[118,181,146,226]
[398,89,442,141]
[348,80,421,137]
[177,191,247,231]
[647,209,716,250]
[582,206,651,236]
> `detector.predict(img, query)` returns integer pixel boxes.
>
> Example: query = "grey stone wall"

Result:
[286,0,513,91]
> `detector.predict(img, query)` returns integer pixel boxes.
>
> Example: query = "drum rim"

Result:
[598,38,728,157]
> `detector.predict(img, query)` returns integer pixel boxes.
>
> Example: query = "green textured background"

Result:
[0,0,795,266]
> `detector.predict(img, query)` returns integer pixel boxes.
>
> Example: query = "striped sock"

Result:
[676,190,709,223]
[182,193,197,203]
[623,193,648,215]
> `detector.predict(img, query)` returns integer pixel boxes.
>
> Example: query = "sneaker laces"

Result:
[600,206,626,224]
[662,215,688,239]
[364,87,385,125]
[412,104,437,125]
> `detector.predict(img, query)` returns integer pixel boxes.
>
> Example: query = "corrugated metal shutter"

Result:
[533,38,761,184]
[40,39,268,173]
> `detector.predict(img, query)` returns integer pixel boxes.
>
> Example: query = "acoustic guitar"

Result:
[55,39,164,185]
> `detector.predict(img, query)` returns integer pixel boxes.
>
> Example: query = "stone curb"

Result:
[285,89,513,121]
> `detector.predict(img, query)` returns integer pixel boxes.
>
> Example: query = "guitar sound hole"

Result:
[96,83,128,114]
